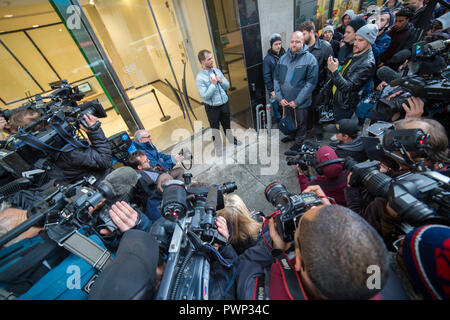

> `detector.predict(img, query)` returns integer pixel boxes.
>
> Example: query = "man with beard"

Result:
[327,24,377,122]
[299,21,334,142]
[274,31,318,151]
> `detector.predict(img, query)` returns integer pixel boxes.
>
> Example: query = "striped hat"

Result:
[401,225,450,300]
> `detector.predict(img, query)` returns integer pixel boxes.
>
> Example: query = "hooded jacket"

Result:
[273,46,319,109]
[336,10,356,35]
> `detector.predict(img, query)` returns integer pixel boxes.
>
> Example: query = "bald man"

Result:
[274,31,318,151]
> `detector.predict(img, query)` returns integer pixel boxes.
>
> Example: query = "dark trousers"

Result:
[285,106,309,145]
[205,102,233,146]
[307,91,323,137]
[333,106,354,122]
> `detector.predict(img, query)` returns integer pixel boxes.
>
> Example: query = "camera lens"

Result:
[265,182,289,207]
[79,99,107,119]
[161,180,187,221]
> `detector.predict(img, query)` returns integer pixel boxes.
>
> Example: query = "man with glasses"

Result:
[133,129,184,180]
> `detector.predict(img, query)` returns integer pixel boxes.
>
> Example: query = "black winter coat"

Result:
[49,127,113,185]
[330,49,376,110]
[263,48,285,93]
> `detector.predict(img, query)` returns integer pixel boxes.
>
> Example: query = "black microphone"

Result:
[97,166,139,200]
[284,150,300,156]
[376,66,401,84]
[389,48,411,64]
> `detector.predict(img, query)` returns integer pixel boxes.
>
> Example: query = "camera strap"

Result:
[49,115,89,150]
[272,251,307,300]
[17,128,75,154]
[47,225,113,272]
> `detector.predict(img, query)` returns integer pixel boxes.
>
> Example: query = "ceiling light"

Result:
[32,24,39,28]
[3,14,13,18]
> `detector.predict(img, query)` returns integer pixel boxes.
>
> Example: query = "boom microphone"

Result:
[376,66,401,84]
[97,166,139,200]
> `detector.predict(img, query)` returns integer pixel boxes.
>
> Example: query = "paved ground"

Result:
[163,121,333,215]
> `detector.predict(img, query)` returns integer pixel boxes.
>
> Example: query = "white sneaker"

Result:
[330,134,338,141]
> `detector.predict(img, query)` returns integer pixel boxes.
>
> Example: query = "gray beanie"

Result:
[269,33,282,47]
[323,25,334,34]
[356,23,379,44]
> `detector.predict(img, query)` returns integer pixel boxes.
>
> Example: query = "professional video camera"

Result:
[341,126,450,233]
[264,182,323,242]
[0,175,123,249]
[0,80,107,180]
[284,140,319,171]
[151,174,237,300]
[375,37,450,119]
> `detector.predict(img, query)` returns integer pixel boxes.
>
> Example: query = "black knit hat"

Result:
[348,16,367,33]
[270,33,282,47]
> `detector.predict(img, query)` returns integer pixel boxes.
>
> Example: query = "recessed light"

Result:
[3,14,14,18]
[32,25,39,28]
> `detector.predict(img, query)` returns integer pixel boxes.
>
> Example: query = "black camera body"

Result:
[152,175,237,300]
[264,182,323,242]
[285,140,319,171]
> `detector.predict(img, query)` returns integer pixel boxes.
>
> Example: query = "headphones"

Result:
[314,158,346,175]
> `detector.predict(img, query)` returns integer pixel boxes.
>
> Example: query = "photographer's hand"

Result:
[213,216,229,250]
[80,114,100,132]
[103,201,138,234]
[174,154,184,163]
[403,96,424,119]
[303,185,331,205]
[268,218,290,251]
[376,81,388,91]
[0,116,7,132]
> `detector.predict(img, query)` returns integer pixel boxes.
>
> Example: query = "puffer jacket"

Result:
[49,126,112,186]
[330,49,376,110]
[273,46,319,109]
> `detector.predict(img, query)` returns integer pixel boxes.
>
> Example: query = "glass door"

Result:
[78,0,215,150]
[0,0,144,137]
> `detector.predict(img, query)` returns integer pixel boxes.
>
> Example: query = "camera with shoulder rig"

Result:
[264,182,323,242]
[150,174,237,300]
[0,81,107,181]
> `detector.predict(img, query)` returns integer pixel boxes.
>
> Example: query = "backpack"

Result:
[0,228,113,300]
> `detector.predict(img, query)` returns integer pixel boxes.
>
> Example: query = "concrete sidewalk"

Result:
[164,121,333,215]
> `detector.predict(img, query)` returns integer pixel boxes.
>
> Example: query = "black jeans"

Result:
[205,102,233,145]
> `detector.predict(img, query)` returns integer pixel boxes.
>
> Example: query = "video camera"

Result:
[151,174,237,300]
[0,80,107,180]
[0,176,123,249]
[264,182,323,242]
[284,140,319,171]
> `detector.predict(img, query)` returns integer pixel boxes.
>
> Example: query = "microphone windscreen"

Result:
[102,166,139,198]
[376,66,401,84]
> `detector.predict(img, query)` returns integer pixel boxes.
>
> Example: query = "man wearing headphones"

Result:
[297,145,349,206]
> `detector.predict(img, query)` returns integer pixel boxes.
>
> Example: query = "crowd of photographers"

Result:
[0,1,449,301]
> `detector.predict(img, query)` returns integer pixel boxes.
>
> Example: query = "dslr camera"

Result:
[264,182,323,242]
